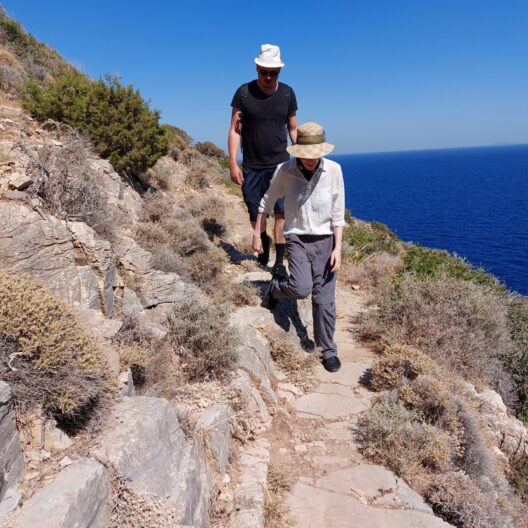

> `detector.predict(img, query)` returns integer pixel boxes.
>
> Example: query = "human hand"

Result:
[330,248,342,272]
[230,165,243,185]
[252,232,263,253]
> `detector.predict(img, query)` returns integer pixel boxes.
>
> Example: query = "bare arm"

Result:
[252,212,268,253]
[287,114,298,144]
[330,225,344,272]
[228,107,243,185]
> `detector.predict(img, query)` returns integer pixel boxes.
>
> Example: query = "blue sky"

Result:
[3,1,528,154]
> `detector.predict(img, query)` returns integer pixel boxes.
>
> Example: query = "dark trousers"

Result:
[271,234,337,358]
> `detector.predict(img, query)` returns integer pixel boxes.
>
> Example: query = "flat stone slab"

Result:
[314,360,372,387]
[11,459,109,528]
[288,482,453,528]
[317,465,432,513]
[293,391,369,419]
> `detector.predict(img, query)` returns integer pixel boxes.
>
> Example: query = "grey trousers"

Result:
[271,234,337,359]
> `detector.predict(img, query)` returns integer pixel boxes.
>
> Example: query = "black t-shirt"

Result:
[231,80,298,169]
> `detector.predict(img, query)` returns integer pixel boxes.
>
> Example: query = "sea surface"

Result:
[329,145,528,295]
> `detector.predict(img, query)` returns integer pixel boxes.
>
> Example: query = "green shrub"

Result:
[401,245,501,289]
[195,141,226,159]
[506,296,528,420]
[0,270,111,420]
[343,220,400,263]
[22,70,167,178]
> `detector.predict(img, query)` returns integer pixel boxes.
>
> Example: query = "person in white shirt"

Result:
[252,122,345,373]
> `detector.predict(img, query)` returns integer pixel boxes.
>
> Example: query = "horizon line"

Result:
[330,142,528,157]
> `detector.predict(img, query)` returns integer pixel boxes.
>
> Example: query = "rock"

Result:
[229,438,270,528]
[77,308,123,339]
[476,389,528,456]
[236,325,277,402]
[114,235,198,309]
[195,405,231,474]
[68,221,118,317]
[0,382,23,519]
[478,389,508,414]
[95,395,216,525]
[7,171,33,191]
[95,397,189,500]
[0,105,22,119]
[0,201,101,311]
[11,459,110,528]
[22,412,73,451]
[318,465,432,513]
[3,190,27,201]
[118,369,136,397]
[230,370,272,430]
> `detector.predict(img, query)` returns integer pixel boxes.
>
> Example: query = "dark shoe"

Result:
[271,263,289,279]
[257,233,271,267]
[300,335,316,353]
[266,280,278,310]
[322,356,341,373]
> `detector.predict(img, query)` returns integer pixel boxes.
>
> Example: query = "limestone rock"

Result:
[229,438,270,528]
[3,190,27,201]
[195,404,231,474]
[0,201,101,311]
[68,221,118,317]
[0,382,23,519]
[11,459,110,528]
[236,324,277,402]
[230,370,272,430]
[7,171,33,191]
[476,389,528,456]
[95,396,189,500]
[118,369,135,397]
[113,235,197,309]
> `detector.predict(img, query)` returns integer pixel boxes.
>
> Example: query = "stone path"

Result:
[282,288,453,528]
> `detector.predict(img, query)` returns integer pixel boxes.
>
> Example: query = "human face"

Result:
[257,66,281,91]
[300,158,321,172]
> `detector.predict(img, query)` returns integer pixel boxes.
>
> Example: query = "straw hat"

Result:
[254,44,285,68]
[287,122,335,159]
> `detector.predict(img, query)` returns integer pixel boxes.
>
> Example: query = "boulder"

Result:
[0,382,23,519]
[476,389,528,456]
[113,235,197,309]
[11,459,110,528]
[7,171,33,191]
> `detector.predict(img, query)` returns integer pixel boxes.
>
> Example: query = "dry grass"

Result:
[0,270,112,423]
[341,251,402,289]
[25,127,117,238]
[230,280,260,307]
[360,273,515,405]
[167,297,239,382]
[264,462,294,528]
[357,401,452,488]
[268,336,318,391]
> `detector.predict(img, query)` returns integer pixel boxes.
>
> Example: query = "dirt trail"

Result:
[222,188,452,528]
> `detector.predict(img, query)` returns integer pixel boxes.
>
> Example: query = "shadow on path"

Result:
[219,240,257,265]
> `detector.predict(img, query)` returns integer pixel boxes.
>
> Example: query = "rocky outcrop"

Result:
[10,459,110,528]
[476,389,528,457]
[0,382,23,520]
[94,396,230,526]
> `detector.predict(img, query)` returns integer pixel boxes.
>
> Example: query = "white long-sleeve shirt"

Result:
[259,158,346,235]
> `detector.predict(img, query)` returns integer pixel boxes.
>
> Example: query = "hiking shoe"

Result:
[300,335,316,353]
[271,263,289,279]
[266,280,278,310]
[257,233,271,267]
[322,356,341,373]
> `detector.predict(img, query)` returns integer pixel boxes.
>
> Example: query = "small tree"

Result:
[22,70,168,178]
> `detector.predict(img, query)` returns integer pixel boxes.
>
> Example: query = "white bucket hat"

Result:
[287,122,335,159]
[254,44,285,68]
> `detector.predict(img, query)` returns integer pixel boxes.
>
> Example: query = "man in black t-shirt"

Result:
[228,44,297,270]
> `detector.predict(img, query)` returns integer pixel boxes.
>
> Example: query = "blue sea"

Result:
[329,145,528,295]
